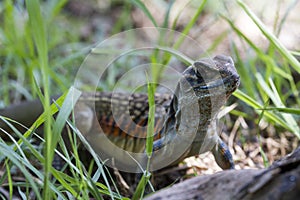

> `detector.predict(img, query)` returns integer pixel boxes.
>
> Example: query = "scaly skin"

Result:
[0,55,240,171]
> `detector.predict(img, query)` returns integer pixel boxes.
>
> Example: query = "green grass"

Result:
[223,0,300,138]
[0,0,299,199]
[25,0,53,197]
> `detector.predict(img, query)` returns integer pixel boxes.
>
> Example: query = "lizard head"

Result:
[193,55,240,97]
[184,55,240,99]
[165,55,240,136]
[174,55,240,114]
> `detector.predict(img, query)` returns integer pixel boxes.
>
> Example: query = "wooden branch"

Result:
[145,146,300,200]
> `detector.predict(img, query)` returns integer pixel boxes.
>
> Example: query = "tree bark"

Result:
[145,146,300,200]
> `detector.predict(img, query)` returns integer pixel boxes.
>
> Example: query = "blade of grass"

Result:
[207,30,228,54]
[111,2,133,34]
[132,171,151,200]
[257,100,270,167]
[5,160,13,200]
[50,170,79,197]
[231,44,256,98]
[130,0,158,27]
[132,72,156,199]
[233,89,298,136]
[171,0,190,30]
[25,0,52,198]
[256,73,300,136]
[274,0,298,36]
[162,0,175,28]
[21,93,67,139]
[261,107,300,115]
[50,87,81,158]
[268,76,299,134]
[173,0,207,49]
[237,0,300,73]
[46,0,68,20]
[146,73,156,158]
[155,46,194,65]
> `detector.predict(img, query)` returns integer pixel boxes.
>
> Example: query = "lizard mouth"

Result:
[192,74,240,91]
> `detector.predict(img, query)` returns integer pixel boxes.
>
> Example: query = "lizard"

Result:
[0,55,240,171]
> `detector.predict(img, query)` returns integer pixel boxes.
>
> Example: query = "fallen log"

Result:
[145,146,300,200]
